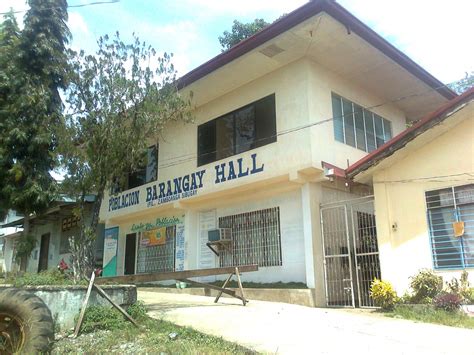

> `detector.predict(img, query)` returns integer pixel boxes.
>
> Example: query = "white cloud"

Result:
[68,12,89,35]
[147,22,199,76]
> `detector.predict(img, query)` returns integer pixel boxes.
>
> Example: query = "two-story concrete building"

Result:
[99,0,456,307]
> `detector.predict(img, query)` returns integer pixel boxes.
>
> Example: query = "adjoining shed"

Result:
[1,196,105,273]
[345,88,474,294]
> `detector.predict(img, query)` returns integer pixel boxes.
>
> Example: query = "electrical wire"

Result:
[156,77,470,170]
[0,0,120,15]
[373,173,474,184]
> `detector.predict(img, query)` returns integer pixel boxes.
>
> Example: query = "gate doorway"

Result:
[320,196,381,308]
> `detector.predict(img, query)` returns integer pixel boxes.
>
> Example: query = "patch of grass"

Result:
[126,301,148,320]
[54,313,255,354]
[78,305,127,333]
[385,304,474,329]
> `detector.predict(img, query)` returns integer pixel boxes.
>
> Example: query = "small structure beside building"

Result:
[1,197,105,274]
[346,88,474,295]
[0,210,23,273]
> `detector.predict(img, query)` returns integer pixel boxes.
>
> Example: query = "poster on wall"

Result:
[175,219,185,271]
[141,227,167,247]
[102,227,119,277]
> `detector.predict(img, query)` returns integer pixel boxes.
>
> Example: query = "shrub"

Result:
[79,306,126,333]
[370,278,398,311]
[434,292,463,312]
[465,288,474,304]
[127,301,148,319]
[409,269,443,303]
[9,269,73,287]
[446,270,471,303]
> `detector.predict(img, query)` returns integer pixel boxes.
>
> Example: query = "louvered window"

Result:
[426,184,474,269]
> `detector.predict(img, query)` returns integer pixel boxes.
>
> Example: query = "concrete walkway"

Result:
[139,290,474,355]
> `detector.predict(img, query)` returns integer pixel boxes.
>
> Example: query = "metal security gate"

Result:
[321,196,381,308]
[136,226,176,273]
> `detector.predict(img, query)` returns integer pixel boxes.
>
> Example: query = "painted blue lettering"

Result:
[166,180,173,196]
[173,177,183,194]
[250,153,264,174]
[196,170,205,188]
[146,187,152,202]
[159,183,166,198]
[227,161,237,180]
[237,158,249,178]
[190,173,197,190]
[182,175,190,192]
[215,163,226,183]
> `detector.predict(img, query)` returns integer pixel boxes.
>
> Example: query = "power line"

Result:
[373,173,474,184]
[0,0,119,15]
[155,78,469,170]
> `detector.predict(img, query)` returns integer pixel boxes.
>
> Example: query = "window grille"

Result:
[136,225,176,273]
[218,207,282,267]
[332,93,393,152]
[426,184,474,269]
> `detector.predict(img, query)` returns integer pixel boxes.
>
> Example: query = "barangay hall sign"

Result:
[108,153,264,212]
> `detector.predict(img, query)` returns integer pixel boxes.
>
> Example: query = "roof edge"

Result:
[176,0,456,100]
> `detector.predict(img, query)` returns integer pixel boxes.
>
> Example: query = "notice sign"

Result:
[102,227,119,277]
[175,220,185,271]
[141,227,167,247]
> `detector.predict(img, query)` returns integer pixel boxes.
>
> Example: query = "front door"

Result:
[38,233,50,272]
[124,233,137,275]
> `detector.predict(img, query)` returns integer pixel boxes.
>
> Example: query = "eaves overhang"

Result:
[176,0,456,101]
[346,87,474,180]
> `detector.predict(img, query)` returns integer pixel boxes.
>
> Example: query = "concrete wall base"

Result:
[0,285,137,331]
[141,287,316,307]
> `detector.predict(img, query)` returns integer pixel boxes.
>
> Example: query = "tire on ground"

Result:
[0,288,54,353]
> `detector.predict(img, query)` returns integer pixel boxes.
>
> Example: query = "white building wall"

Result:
[212,189,305,283]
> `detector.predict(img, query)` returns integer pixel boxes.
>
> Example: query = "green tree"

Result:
[0,1,70,269]
[218,19,269,51]
[0,11,20,222]
[449,71,474,94]
[61,33,193,280]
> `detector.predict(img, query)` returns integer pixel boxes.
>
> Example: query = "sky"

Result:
[1,0,473,85]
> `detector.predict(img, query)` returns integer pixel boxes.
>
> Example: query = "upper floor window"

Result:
[426,184,474,269]
[331,93,393,152]
[197,94,276,166]
[127,145,158,189]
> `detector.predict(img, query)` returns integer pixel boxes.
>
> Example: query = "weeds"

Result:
[55,305,254,354]
[387,304,474,329]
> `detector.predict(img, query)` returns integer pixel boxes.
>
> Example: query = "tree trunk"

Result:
[69,188,105,282]
[19,215,30,272]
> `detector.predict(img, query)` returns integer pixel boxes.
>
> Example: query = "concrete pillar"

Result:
[301,182,326,306]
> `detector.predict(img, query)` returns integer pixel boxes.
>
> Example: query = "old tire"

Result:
[0,288,54,354]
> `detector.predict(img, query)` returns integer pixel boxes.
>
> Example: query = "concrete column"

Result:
[301,182,326,306]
